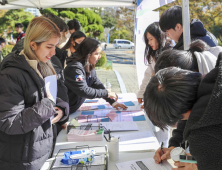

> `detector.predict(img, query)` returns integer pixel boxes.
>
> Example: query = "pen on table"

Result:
[108,129,111,141]
[160,142,164,165]
[104,135,109,142]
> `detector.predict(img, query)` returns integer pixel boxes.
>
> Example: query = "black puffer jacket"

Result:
[11,38,69,133]
[183,53,222,170]
[0,51,68,170]
[64,54,115,114]
[174,19,217,50]
[55,47,68,68]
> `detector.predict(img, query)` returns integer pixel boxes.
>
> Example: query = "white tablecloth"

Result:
[41,93,169,170]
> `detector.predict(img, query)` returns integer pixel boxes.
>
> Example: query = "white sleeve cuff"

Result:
[112,102,118,107]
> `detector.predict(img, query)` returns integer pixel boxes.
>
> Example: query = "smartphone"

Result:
[179,155,197,164]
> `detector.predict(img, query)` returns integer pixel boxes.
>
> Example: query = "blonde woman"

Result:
[0,16,69,170]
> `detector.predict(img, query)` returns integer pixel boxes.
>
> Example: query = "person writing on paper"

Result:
[64,38,127,114]
[151,40,218,167]
[137,22,171,107]
[0,16,69,170]
[143,61,222,169]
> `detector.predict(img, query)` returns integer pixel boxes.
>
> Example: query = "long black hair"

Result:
[62,31,86,50]
[72,38,100,77]
[144,22,167,65]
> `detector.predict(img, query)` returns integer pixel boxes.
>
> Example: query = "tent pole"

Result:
[182,0,190,50]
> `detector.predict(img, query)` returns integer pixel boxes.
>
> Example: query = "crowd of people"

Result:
[138,6,222,170]
[0,13,126,170]
[0,5,221,170]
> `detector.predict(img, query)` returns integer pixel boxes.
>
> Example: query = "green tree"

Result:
[156,0,222,41]
[40,8,104,38]
[116,7,135,42]
[212,24,222,43]
[0,9,34,37]
[101,8,116,29]
[110,28,131,42]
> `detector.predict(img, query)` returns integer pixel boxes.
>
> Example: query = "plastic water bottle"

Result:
[104,80,111,92]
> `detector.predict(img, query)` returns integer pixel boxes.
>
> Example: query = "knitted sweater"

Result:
[184,52,222,170]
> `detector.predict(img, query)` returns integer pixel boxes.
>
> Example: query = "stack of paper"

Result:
[67,129,104,141]
[113,131,160,152]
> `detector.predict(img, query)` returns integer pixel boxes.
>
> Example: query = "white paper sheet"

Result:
[44,75,57,103]
[100,122,139,132]
[79,122,138,132]
[116,158,172,170]
[112,131,160,151]
[112,106,142,111]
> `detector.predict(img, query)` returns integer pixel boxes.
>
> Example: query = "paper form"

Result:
[114,131,155,143]
[112,106,142,111]
[44,75,57,103]
[78,122,138,132]
[113,131,160,152]
[116,158,172,170]
[79,110,145,123]
[100,122,139,131]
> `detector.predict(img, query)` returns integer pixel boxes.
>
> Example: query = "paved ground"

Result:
[113,63,139,94]
[97,44,139,94]
[96,69,121,94]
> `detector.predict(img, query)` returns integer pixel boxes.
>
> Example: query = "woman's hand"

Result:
[173,162,198,170]
[113,103,128,110]
[138,98,143,104]
[138,98,144,108]
[153,146,175,164]
[173,153,198,170]
[109,92,118,101]
[61,123,67,129]
[51,107,63,124]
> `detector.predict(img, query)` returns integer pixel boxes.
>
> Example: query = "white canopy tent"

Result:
[0,0,136,9]
[0,0,190,89]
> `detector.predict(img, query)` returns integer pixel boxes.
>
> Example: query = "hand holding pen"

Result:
[161,142,164,165]
[153,145,175,164]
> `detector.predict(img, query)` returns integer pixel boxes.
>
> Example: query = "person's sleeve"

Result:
[56,97,69,122]
[0,75,56,135]
[168,120,187,148]
[137,63,154,98]
[64,67,109,99]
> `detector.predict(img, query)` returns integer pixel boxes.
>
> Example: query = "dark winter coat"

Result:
[64,54,115,114]
[174,19,217,50]
[11,38,69,131]
[169,19,218,148]
[0,51,68,170]
[55,47,68,68]
[183,53,222,169]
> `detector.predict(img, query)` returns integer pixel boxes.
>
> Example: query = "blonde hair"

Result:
[24,16,61,78]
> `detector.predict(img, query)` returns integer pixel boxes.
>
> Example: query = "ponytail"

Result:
[189,39,209,53]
